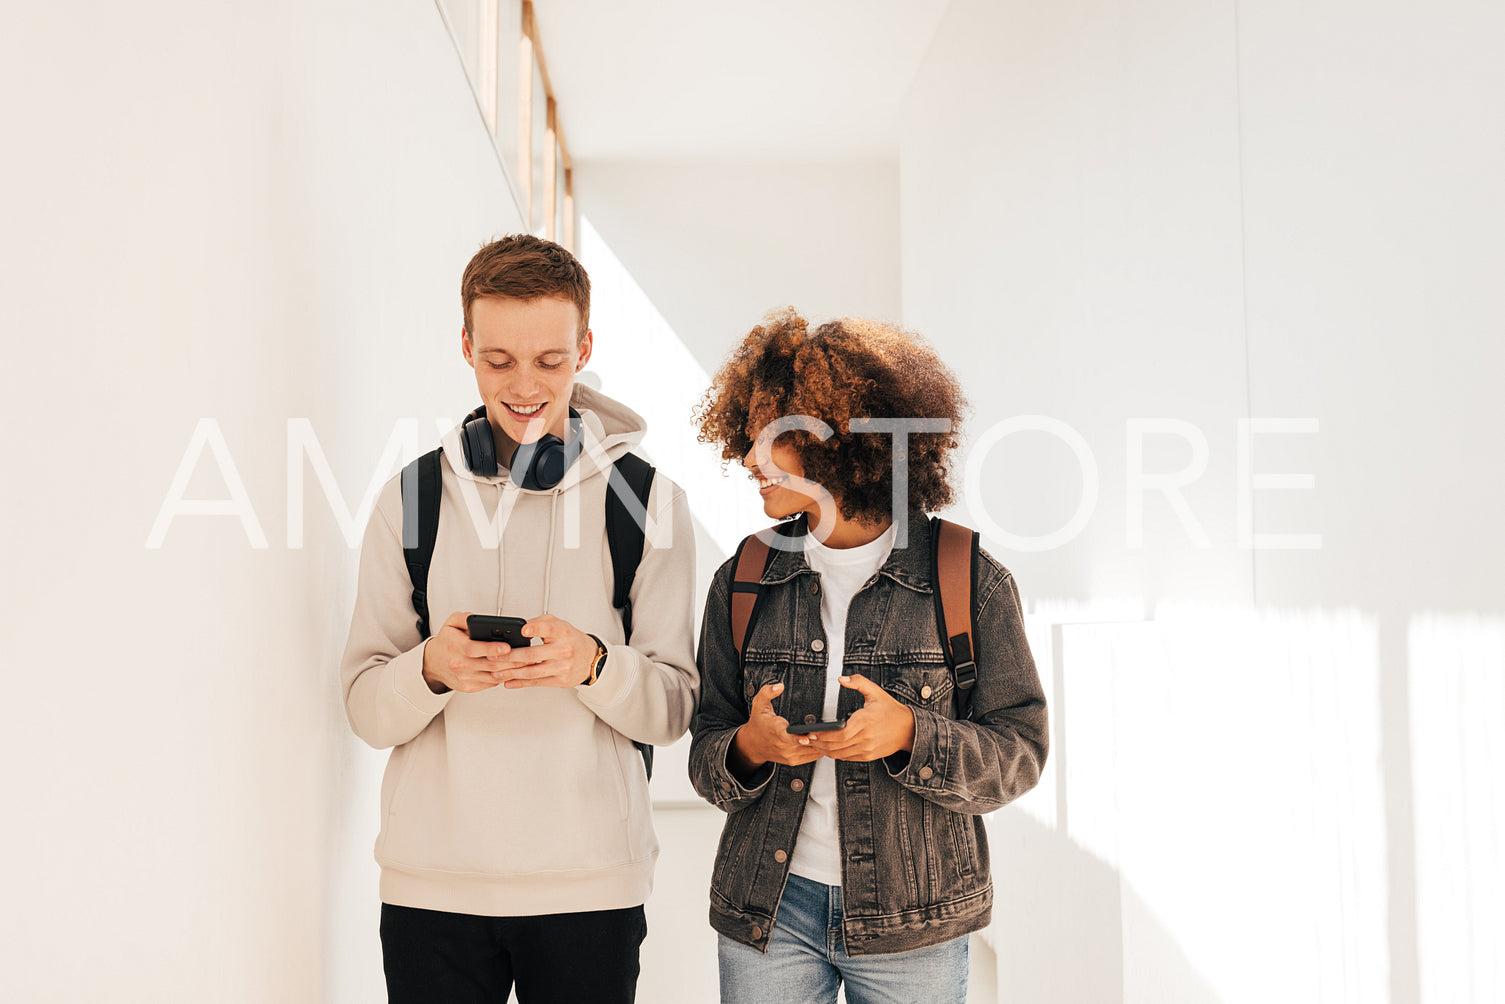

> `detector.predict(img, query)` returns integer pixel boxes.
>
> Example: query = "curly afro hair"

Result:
[695,308,970,525]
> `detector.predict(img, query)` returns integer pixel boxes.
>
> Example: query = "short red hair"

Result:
[461,234,591,340]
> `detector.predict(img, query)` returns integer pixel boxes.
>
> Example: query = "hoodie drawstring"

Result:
[540,489,559,616]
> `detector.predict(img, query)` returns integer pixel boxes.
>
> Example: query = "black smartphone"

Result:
[787,719,846,735]
[466,614,529,648]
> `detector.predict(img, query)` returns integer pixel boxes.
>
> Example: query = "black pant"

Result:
[380,902,647,1004]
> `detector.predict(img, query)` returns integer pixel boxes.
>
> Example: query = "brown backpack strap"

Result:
[730,530,776,664]
[930,517,979,717]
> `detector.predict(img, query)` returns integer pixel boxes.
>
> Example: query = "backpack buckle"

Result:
[948,633,977,692]
[954,660,978,692]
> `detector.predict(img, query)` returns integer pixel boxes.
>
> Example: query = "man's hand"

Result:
[421,611,513,694]
[489,614,596,689]
[805,675,916,762]
[729,682,824,778]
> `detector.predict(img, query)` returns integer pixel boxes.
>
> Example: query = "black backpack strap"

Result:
[605,452,655,640]
[400,448,444,639]
[930,516,979,720]
[604,452,656,779]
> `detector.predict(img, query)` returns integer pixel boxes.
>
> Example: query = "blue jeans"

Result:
[717,873,969,1004]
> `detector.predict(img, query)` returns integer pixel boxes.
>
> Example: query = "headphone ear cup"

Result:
[508,410,584,490]
[535,438,567,488]
[461,416,497,477]
[512,434,563,490]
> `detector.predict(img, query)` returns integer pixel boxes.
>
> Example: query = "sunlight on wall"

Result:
[577,213,766,561]
[1409,613,1504,1004]
[576,212,772,812]
[1015,614,1059,831]
[1142,603,1387,1004]
[1002,599,1150,831]
[1003,605,1390,1003]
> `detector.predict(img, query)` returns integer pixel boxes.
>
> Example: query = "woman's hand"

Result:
[806,675,916,761]
[729,682,824,778]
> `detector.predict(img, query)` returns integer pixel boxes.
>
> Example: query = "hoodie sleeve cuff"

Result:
[391,639,454,716]
[575,643,635,709]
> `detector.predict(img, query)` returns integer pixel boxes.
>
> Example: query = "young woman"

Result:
[689,310,1050,1004]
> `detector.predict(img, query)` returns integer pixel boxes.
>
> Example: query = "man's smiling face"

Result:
[462,294,591,458]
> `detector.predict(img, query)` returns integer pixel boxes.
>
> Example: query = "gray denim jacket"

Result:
[689,512,1049,956]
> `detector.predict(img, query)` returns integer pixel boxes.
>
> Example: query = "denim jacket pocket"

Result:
[740,660,789,711]
[945,810,982,882]
[881,661,955,715]
[710,799,761,904]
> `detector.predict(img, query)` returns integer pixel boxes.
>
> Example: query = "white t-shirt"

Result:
[787,522,898,887]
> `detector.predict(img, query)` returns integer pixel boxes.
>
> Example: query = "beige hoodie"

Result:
[340,385,698,917]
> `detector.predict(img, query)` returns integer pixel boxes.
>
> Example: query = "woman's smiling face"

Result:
[743,438,821,521]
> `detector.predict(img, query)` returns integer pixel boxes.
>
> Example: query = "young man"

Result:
[341,234,698,1003]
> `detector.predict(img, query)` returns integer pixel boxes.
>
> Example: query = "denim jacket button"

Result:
[790,779,805,792]
[920,684,933,700]
[918,766,934,780]
[774,849,788,863]
[810,580,820,596]
[804,714,817,724]
[751,925,763,940]
[811,639,825,652]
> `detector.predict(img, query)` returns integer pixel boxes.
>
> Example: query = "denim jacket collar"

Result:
[759,511,935,594]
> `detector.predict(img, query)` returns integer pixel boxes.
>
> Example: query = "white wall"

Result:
[1,1,522,1000]
[1237,6,1505,1000]
[901,1,1505,1002]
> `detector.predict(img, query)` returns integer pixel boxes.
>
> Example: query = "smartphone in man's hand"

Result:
[466,615,529,649]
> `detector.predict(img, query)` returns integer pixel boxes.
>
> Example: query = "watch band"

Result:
[585,633,608,686]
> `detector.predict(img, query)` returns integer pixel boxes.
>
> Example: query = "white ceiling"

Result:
[533,0,952,161]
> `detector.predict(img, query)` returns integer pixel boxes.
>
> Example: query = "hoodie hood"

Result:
[440,382,648,493]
